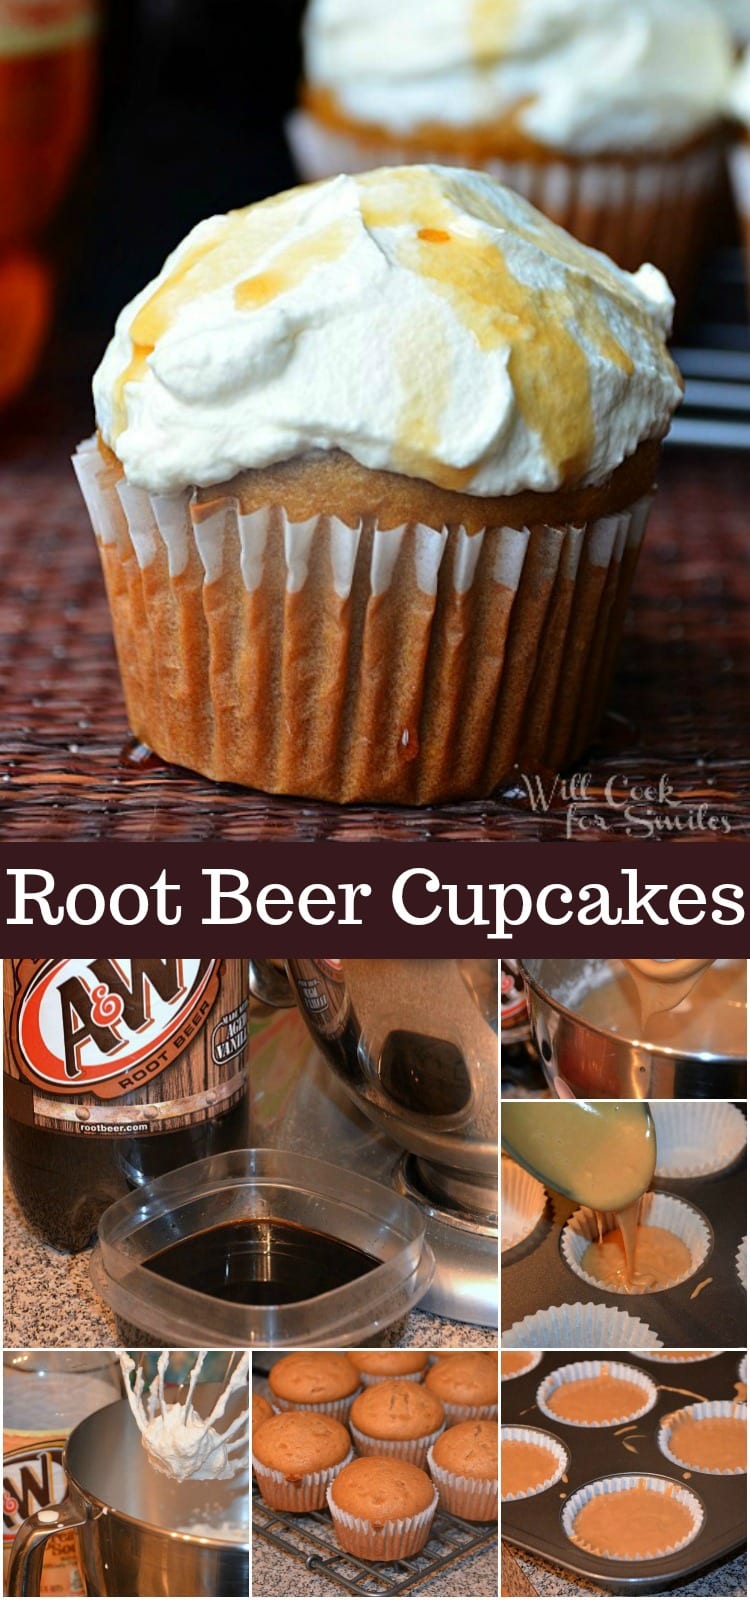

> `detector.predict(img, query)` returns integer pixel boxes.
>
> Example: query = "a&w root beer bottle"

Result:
[3,958,249,1251]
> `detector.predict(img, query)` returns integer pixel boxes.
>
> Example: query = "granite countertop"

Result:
[3,1177,499,1350]
[252,1379,498,1598]
[506,1549,747,1598]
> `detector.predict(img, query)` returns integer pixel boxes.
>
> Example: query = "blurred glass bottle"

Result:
[0,1,98,408]
[3,1351,120,1596]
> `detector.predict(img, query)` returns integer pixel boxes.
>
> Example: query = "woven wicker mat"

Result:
[0,437,748,842]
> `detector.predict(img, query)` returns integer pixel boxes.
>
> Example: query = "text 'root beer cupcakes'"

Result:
[294,0,732,300]
[76,166,682,804]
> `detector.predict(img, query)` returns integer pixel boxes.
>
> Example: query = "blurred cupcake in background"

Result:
[729,49,750,282]
[292,0,732,304]
[75,165,682,804]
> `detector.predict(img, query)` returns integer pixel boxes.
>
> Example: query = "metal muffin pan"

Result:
[501,1155,746,1347]
[501,1349,747,1594]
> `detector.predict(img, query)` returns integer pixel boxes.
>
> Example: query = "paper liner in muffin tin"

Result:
[288,109,720,301]
[252,1447,353,1513]
[658,1400,747,1476]
[562,1473,704,1560]
[501,1350,543,1382]
[350,1419,444,1468]
[503,1302,662,1349]
[326,1481,438,1560]
[536,1359,657,1428]
[502,1158,547,1252]
[359,1369,425,1386]
[640,1350,725,1363]
[271,1392,360,1423]
[73,437,653,805]
[500,1426,569,1502]
[561,1191,711,1296]
[736,1235,747,1290]
[427,1442,498,1521]
[651,1102,747,1179]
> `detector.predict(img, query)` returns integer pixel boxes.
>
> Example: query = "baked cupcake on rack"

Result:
[76,165,682,804]
[293,0,732,301]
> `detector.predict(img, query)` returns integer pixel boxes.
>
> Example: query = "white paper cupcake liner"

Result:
[536,1360,657,1428]
[252,1447,353,1513]
[561,1191,711,1296]
[502,1158,547,1252]
[640,1350,725,1363]
[359,1369,425,1387]
[651,1102,747,1178]
[736,1236,747,1290]
[439,1400,498,1425]
[563,1473,704,1560]
[658,1400,747,1475]
[427,1443,498,1521]
[288,109,720,296]
[350,1419,444,1467]
[503,1302,662,1349]
[739,1355,747,1386]
[500,1426,569,1502]
[327,1481,438,1560]
[73,437,653,804]
[501,1351,544,1382]
[271,1392,360,1423]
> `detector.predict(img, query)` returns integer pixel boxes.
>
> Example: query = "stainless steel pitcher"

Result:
[248,959,498,1212]
[7,1400,249,1598]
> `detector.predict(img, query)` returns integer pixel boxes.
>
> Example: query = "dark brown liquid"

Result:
[144,1218,381,1304]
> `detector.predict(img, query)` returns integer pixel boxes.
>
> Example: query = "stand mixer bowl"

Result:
[7,1398,249,1597]
[520,958,747,1099]
[248,959,498,1217]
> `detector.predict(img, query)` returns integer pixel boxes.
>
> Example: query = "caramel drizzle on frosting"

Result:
[470,0,518,64]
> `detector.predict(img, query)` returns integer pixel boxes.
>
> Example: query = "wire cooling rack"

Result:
[252,1484,498,1597]
[670,246,750,450]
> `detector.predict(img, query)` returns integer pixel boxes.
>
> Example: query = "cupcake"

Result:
[425,1353,498,1421]
[294,0,732,299]
[429,1419,498,1520]
[327,1455,438,1559]
[729,50,750,281]
[252,1410,352,1511]
[268,1353,360,1421]
[354,1351,428,1384]
[349,1379,445,1465]
[252,1393,274,1435]
[76,166,682,804]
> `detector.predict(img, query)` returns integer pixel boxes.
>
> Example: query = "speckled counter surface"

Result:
[3,1177,499,1350]
[505,1549,747,1597]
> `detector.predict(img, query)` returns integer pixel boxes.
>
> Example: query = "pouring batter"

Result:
[577,959,745,1055]
[119,1350,249,1482]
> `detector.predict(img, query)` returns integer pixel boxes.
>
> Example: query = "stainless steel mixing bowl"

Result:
[7,1399,249,1597]
[519,958,747,1099]
[249,959,498,1213]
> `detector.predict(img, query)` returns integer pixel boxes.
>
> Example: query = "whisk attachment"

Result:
[119,1349,249,1482]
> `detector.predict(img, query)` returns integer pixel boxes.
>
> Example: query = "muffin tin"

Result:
[501,1153,746,1347]
[501,1349,747,1593]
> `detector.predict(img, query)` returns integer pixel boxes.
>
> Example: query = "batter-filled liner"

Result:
[658,1401,747,1476]
[562,1472,704,1561]
[501,1426,568,1502]
[561,1191,712,1296]
[536,1359,657,1428]
[501,1351,543,1382]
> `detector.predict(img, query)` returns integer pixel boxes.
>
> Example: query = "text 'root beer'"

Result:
[3,958,249,1252]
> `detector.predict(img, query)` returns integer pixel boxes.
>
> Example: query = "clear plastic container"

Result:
[90,1149,435,1347]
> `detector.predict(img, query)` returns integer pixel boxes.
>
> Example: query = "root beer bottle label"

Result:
[3,958,249,1251]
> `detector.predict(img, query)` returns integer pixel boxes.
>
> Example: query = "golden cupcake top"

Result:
[426,1352,498,1406]
[432,1419,498,1478]
[350,1380,444,1440]
[268,1352,361,1404]
[252,1410,351,1475]
[330,1454,436,1519]
[93,165,682,498]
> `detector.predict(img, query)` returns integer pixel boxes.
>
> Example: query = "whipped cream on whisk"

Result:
[118,1350,249,1483]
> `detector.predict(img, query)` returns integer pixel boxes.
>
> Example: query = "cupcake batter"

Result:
[571,1482,697,1558]
[502,1439,559,1499]
[546,1373,650,1425]
[578,959,746,1055]
[581,1223,692,1292]
[501,1353,536,1378]
[666,1414,746,1473]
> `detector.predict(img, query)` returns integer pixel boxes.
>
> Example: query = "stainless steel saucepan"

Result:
[7,1399,249,1597]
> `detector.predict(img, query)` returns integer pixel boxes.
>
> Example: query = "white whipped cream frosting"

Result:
[94,166,681,499]
[119,1351,249,1484]
[303,0,732,154]
[731,47,750,124]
